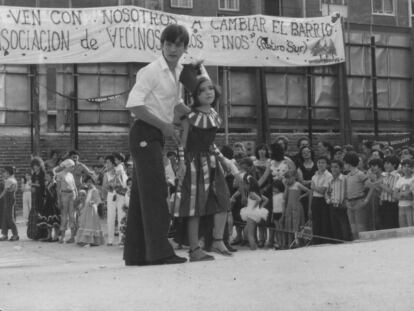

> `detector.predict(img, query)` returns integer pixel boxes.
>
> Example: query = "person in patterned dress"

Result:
[176,76,232,262]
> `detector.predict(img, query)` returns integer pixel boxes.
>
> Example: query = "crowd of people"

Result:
[0,136,412,254]
[0,150,132,247]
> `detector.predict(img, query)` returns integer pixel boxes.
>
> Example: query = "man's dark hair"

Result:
[368,158,384,170]
[105,155,116,166]
[383,155,400,169]
[112,152,125,162]
[330,159,343,169]
[68,150,80,157]
[160,24,189,47]
[343,152,360,167]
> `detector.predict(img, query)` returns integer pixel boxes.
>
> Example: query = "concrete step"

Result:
[359,226,414,240]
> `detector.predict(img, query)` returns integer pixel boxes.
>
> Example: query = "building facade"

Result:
[0,0,413,169]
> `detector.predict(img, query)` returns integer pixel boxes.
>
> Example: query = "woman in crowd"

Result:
[27,157,47,240]
[253,143,272,248]
[37,170,60,242]
[296,146,317,222]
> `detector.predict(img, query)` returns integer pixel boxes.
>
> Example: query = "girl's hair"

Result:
[192,77,221,108]
[243,174,261,196]
[30,156,45,172]
[254,143,270,159]
[272,179,285,193]
[270,142,285,162]
[220,145,234,159]
[160,24,189,47]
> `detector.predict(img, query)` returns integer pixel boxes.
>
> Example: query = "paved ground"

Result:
[1,220,414,311]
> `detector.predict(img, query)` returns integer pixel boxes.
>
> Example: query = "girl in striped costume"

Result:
[176,77,231,262]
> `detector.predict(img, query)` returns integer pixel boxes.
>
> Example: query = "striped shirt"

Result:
[380,170,400,202]
[327,174,345,206]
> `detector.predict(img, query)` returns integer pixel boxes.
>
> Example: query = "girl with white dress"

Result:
[240,175,269,250]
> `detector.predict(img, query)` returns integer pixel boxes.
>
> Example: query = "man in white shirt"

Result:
[123,24,190,266]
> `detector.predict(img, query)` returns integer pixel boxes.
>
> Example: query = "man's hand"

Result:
[161,123,181,145]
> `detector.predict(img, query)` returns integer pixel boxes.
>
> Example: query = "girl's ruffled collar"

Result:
[187,108,222,129]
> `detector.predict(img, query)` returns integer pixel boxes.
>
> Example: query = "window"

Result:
[219,0,239,11]
[322,0,347,4]
[171,0,193,8]
[372,0,394,15]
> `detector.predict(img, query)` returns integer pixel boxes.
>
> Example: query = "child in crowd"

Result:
[21,172,32,223]
[379,156,400,229]
[310,156,333,244]
[239,175,269,250]
[272,179,285,250]
[38,171,60,242]
[119,177,132,246]
[343,152,369,240]
[75,176,104,247]
[326,160,352,241]
[393,159,414,227]
[0,166,19,241]
[366,158,384,230]
[56,159,78,243]
[284,171,310,248]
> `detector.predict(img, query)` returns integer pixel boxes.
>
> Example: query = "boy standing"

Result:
[379,156,400,229]
[326,160,352,241]
[0,167,18,241]
[310,156,333,244]
[56,159,78,243]
[123,24,190,266]
[343,152,369,239]
[393,159,414,227]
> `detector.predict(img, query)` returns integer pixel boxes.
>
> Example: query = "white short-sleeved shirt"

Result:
[312,170,333,197]
[126,56,183,124]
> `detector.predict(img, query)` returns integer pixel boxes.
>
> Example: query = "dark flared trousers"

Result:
[1,192,18,237]
[378,201,399,230]
[329,204,353,241]
[123,120,175,264]
[311,197,332,244]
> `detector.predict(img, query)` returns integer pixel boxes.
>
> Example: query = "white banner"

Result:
[0,6,345,66]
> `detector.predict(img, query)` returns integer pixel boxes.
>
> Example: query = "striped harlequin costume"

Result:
[176,108,230,217]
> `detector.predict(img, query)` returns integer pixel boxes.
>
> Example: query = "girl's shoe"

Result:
[211,239,233,257]
[257,240,265,248]
[189,246,215,262]
[0,236,8,241]
[9,236,19,241]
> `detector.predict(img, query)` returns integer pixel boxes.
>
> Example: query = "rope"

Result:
[232,220,349,244]
[38,82,131,103]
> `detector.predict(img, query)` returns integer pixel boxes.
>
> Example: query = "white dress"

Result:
[240,197,269,223]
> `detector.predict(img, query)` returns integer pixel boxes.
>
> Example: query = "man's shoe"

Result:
[155,255,187,265]
[9,236,19,241]
[65,237,75,244]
